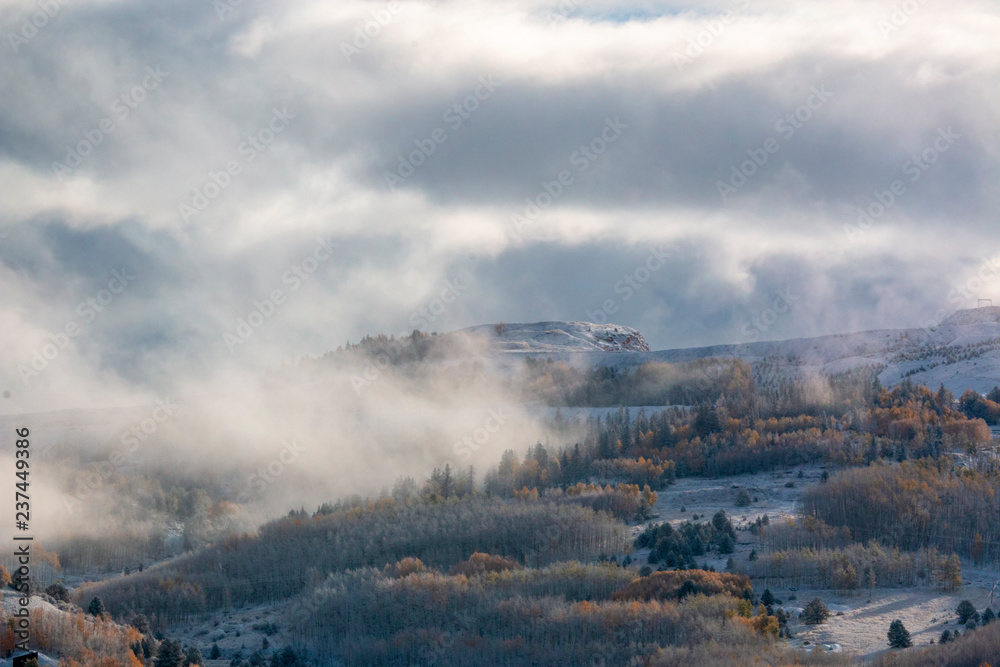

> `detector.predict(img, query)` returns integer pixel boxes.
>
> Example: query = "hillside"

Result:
[484,309,1000,397]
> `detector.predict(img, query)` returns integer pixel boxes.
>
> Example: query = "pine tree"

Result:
[957,600,977,623]
[210,644,221,660]
[155,638,184,667]
[87,596,105,616]
[800,598,830,625]
[888,619,912,648]
[441,464,453,499]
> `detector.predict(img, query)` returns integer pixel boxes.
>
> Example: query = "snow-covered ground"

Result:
[621,466,1000,661]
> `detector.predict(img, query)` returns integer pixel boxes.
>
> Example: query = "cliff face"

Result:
[461,322,650,354]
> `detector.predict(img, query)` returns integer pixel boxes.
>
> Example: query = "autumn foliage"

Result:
[612,570,752,602]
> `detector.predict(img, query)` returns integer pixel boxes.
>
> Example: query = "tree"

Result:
[939,629,952,644]
[982,607,996,625]
[712,510,733,535]
[940,554,962,592]
[155,639,184,667]
[185,646,203,666]
[761,589,776,606]
[45,583,70,602]
[734,489,752,507]
[972,533,985,566]
[87,596,106,616]
[800,598,830,625]
[130,613,151,634]
[888,619,912,648]
[271,647,301,666]
[694,404,721,437]
[441,464,454,499]
[210,644,222,660]
[958,600,977,624]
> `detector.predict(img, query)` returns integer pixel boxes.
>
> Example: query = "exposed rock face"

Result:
[461,322,650,353]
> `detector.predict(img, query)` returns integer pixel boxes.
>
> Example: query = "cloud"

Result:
[0,0,997,417]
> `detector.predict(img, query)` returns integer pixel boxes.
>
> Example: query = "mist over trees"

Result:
[76,496,630,622]
[28,337,1000,666]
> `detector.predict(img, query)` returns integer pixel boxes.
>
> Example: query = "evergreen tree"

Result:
[957,599,977,623]
[87,596,105,616]
[441,464,453,499]
[210,644,221,660]
[760,589,775,606]
[270,646,301,666]
[888,619,912,648]
[155,638,184,667]
[800,598,830,625]
[185,646,203,666]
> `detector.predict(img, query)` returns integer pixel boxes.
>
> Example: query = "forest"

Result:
[291,559,844,666]
[74,496,631,623]
[11,351,1000,666]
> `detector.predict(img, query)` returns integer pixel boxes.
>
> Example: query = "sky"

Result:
[2,0,999,414]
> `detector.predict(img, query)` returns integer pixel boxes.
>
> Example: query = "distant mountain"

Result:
[466,309,1000,396]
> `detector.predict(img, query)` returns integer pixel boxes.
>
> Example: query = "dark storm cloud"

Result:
[1,0,998,412]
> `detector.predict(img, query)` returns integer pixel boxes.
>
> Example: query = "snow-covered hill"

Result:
[461,321,650,354]
[473,309,1000,396]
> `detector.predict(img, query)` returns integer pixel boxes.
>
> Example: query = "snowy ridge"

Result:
[460,309,1000,396]
[461,321,650,354]
[940,306,1000,326]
